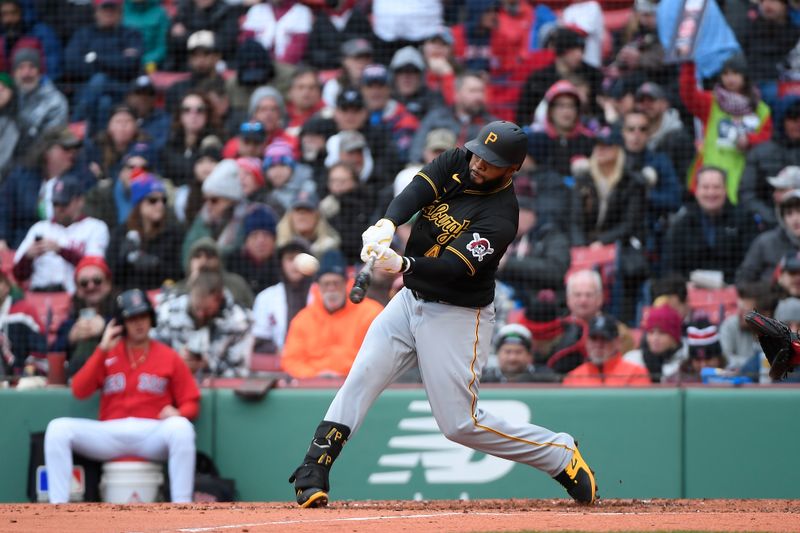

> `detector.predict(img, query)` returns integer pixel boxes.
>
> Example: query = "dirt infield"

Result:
[2,499,799,533]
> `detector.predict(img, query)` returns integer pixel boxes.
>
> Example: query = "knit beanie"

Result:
[130,173,166,206]
[236,157,265,188]
[263,140,295,169]
[522,290,564,340]
[248,86,285,120]
[12,46,41,70]
[74,255,112,281]
[244,205,277,237]
[202,159,244,201]
[686,320,722,361]
[643,305,683,344]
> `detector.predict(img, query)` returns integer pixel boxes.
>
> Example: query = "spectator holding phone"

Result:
[52,256,116,377]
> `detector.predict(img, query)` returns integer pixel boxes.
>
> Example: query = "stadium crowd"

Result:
[1,0,800,387]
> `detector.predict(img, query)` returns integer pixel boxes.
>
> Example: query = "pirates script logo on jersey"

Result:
[466,233,494,261]
[420,203,470,245]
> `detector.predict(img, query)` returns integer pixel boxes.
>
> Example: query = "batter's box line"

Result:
[157,511,518,532]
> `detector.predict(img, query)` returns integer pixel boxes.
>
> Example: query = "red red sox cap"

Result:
[464,120,528,168]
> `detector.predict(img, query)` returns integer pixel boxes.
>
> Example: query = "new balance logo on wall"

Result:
[368,400,530,484]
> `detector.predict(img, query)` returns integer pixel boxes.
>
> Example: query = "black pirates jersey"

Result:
[386,148,519,307]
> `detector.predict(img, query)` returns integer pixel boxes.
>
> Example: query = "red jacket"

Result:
[562,353,651,387]
[72,340,200,421]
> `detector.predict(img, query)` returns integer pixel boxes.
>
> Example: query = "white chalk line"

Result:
[150,509,776,533]
[171,511,470,532]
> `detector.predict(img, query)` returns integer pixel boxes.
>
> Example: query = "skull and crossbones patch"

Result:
[466,233,494,261]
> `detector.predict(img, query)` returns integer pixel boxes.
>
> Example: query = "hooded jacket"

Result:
[646,107,695,182]
[739,98,800,228]
[123,0,169,66]
[736,214,800,283]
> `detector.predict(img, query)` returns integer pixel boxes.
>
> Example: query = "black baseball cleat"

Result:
[289,463,331,508]
[296,487,328,508]
[553,445,597,504]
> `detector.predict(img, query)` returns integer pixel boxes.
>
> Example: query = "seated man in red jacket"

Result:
[43,289,200,503]
[563,313,651,387]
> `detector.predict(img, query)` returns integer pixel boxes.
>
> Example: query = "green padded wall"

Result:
[212,387,683,501]
[684,388,800,498]
[0,389,214,503]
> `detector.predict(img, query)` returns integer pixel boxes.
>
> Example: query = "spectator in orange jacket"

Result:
[281,249,383,378]
[563,313,651,387]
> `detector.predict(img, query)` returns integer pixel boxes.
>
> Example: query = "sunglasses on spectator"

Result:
[624,125,648,132]
[204,196,223,205]
[181,105,207,114]
[78,276,105,288]
[125,162,148,170]
[145,195,166,205]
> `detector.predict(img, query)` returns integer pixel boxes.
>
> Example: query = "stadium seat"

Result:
[686,285,738,324]
[24,291,72,345]
[250,353,281,373]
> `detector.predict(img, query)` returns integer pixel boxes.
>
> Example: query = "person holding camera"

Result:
[52,256,116,377]
[44,288,200,503]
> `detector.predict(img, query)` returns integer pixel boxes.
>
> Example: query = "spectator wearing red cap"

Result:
[0,265,47,378]
[0,0,62,81]
[513,289,586,378]
[52,256,115,377]
[106,173,184,291]
[623,304,687,383]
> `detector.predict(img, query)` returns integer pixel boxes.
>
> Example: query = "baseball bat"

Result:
[349,255,376,304]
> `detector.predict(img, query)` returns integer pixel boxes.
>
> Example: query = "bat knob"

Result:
[349,286,366,304]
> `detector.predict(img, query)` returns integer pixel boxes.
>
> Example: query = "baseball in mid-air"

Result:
[294,253,320,276]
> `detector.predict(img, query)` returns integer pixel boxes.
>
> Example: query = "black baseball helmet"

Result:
[464,120,528,168]
[116,288,156,324]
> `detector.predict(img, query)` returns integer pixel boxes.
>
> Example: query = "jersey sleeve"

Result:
[440,215,517,277]
[385,149,467,225]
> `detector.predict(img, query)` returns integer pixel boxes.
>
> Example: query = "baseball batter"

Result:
[289,121,596,507]
[44,289,199,503]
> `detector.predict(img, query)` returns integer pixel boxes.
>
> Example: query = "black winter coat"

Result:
[663,202,757,284]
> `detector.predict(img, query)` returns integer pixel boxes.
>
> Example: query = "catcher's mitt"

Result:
[744,310,799,380]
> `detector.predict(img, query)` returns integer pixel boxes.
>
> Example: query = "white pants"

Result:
[44,416,196,503]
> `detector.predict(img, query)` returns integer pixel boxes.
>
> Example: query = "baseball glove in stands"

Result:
[744,310,800,380]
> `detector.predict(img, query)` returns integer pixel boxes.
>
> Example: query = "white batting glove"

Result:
[374,248,403,273]
[361,218,395,260]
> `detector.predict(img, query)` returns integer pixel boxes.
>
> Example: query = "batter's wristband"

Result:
[401,256,414,274]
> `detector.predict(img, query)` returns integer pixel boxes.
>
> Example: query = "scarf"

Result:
[641,342,681,383]
[589,150,625,229]
[713,85,755,116]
